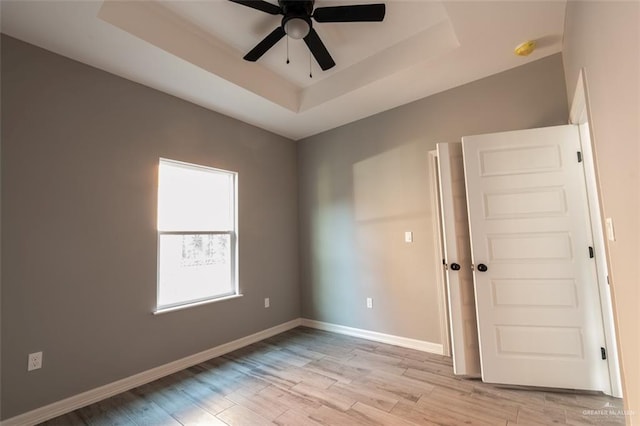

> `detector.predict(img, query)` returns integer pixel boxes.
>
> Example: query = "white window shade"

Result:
[158,160,234,231]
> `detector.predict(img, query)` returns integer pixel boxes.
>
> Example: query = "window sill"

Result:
[153,293,244,315]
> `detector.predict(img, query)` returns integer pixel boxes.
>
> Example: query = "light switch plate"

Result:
[606,218,616,241]
[404,231,413,243]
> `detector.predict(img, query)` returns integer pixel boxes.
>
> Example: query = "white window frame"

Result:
[154,159,240,314]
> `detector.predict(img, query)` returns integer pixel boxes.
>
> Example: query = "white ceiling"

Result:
[1,0,567,140]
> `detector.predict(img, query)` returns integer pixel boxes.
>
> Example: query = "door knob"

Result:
[450,263,461,271]
[477,263,488,272]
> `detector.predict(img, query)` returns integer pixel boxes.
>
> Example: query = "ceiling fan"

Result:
[229,0,386,71]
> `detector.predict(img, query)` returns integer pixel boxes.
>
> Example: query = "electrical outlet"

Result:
[28,352,43,371]
[366,297,373,309]
[264,297,270,308]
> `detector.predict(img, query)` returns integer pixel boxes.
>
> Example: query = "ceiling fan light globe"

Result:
[284,18,310,39]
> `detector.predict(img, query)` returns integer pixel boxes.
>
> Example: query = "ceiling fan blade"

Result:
[228,0,281,15]
[313,4,385,22]
[244,27,286,61]
[303,28,336,71]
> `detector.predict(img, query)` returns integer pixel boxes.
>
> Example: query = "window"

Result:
[156,159,238,312]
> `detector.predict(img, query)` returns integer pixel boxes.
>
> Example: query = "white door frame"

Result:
[569,69,623,398]
[429,150,452,357]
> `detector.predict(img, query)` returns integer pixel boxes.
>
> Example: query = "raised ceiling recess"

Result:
[98,0,458,113]
[1,1,567,139]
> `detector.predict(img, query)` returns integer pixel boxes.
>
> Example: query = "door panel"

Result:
[436,143,481,377]
[462,125,610,392]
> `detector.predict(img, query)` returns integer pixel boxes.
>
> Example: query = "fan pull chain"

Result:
[309,51,313,78]
[286,36,290,64]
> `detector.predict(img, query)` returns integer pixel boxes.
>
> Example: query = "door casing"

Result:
[569,69,622,398]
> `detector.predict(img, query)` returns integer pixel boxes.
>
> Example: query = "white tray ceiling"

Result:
[1,0,566,140]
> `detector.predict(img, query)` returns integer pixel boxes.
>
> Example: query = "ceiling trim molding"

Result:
[98,0,301,112]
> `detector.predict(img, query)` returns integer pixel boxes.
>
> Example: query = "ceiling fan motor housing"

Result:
[280,0,314,38]
[283,17,312,39]
[279,0,314,17]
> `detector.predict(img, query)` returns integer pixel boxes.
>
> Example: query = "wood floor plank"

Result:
[249,361,337,390]
[277,345,327,362]
[466,388,523,420]
[306,404,371,426]
[257,383,323,414]
[193,362,271,397]
[225,387,290,421]
[102,391,182,426]
[273,409,324,426]
[391,399,493,426]
[300,341,354,359]
[130,378,226,425]
[172,374,235,415]
[287,367,338,390]
[516,404,566,424]
[39,327,625,426]
[289,381,358,411]
[327,381,399,412]
[305,356,368,384]
[75,399,137,426]
[472,384,548,408]
[260,348,313,368]
[422,386,515,424]
[346,401,421,426]
[350,378,423,404]
[247,365,302,389]
[216,404,272,425]
[350,369,434,404]
[346,349,407,375]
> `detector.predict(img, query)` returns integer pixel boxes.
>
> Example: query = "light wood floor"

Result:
[41,327,625,425]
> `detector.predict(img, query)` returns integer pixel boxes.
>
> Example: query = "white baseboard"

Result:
[301,318,444,355]
[0,318,302,426]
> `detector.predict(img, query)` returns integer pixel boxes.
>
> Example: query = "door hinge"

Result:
[601,347,607,360]
[577,151,583,163]
[588,246,594,258]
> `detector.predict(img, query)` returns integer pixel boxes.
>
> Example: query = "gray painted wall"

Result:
[1,36,300,419]
[563,1,639,416]
[298,53,569,343]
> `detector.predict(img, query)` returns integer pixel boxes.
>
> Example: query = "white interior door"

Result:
[437,143,481,377]
[462,125,611,392]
